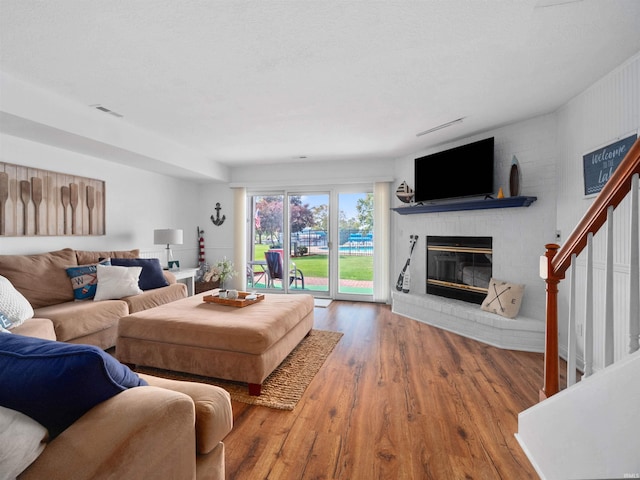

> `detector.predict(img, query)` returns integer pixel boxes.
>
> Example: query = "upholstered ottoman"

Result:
[116,292,314,395]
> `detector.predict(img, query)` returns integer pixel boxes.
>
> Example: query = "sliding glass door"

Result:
[249,194,284,290]
[288,193,329,295]
[337,192,374,298]
[247,188,374,300]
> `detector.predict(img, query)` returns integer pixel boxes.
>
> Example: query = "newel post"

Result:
[540,243,562,400]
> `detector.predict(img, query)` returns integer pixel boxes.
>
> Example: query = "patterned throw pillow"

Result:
[66,259,111,300]
[0,275,34,331]
[481,278,525,319]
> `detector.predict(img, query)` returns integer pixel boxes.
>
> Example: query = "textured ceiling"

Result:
[1,0,640,173]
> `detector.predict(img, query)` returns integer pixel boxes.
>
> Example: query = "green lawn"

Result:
[253,244,373,281]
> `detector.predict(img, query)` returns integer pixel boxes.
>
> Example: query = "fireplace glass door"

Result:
[426,236,492,304]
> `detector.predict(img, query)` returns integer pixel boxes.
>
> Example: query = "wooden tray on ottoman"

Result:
[203,291,265,308]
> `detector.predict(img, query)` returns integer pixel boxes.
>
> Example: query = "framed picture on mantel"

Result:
[582,132,637,197]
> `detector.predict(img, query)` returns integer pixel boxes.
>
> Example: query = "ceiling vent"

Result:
[89,104,123,118]
[416,117,465,137]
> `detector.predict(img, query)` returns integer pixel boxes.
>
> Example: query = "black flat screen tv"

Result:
[414,137,494,202]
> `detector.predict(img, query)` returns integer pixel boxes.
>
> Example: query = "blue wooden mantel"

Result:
[391,196,537,214]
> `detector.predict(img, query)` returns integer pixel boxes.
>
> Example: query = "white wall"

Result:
[196,182,237,269]
[516,350,640,479]
[0,133,204,266]
[555,51,640,369]
[392,114,559,320]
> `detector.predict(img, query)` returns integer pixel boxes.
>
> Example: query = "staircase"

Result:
[516,138,640,479]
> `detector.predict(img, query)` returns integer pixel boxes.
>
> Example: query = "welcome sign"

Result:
[583,133,637,196]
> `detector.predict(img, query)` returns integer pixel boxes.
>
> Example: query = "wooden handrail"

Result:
[542,137,640,399]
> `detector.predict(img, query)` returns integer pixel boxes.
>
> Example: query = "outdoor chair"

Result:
[246,262,268,288]
[264,250,305,289]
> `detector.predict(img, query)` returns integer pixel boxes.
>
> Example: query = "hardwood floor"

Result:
[223,301,549,479]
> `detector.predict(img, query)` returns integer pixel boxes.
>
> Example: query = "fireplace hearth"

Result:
[426,236,492,304]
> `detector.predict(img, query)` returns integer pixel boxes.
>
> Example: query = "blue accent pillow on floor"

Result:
[0,333,148,438]
[110,257,169,290]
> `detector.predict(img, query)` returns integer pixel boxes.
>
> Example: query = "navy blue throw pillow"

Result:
[0,333,148,438]
[110,257,169,290]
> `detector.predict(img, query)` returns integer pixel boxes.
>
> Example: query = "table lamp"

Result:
[154,228,183,270]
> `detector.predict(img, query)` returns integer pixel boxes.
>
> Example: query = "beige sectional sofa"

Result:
[1,248,234,479]
[1,325,233,480]
[0,248,187,349]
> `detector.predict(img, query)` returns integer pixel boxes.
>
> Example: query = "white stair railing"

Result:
[541,138,640,399]
[563,173,640,386]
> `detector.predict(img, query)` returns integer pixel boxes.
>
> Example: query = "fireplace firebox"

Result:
[426,236,492,304]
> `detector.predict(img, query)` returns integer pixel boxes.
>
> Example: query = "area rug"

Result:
[134,329,343,411]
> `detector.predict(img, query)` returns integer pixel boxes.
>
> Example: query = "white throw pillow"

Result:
[0,275,34,331]
[0,406,48,480]
[93,265,143,301]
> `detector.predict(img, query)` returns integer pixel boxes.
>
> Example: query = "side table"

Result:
[170,267,200,296]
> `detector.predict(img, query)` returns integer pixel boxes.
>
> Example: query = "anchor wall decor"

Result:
[210,202,226,226]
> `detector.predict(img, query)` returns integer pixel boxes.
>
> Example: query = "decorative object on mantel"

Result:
[210,202,226,226]
[391,196,537,214]
[0,162,105,236]
[395,180,414,203]
[154,228,183,270]
[497,187,505,199]
[509,155,521,197]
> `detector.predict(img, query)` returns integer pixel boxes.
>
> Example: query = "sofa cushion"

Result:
[93,265,143,301]
[0,405,48,479]
[65,259,112,300]
[0,249,77,309]
[75,249,139,265]
[0,275,34,331]
[110,258,169,291]
[0,333,148,438]
[35,300,127,343]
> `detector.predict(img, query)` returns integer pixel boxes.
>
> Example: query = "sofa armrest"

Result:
[163,270,177,284]
[123,283,187,313]
[19,386,196,480]
[10,318,56,340]
[139,374,233,454]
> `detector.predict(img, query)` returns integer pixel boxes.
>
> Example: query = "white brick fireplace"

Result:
[391,202,546,352]
[390,118,559,352]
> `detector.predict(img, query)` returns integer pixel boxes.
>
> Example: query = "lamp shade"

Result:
[154,229,183,245]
